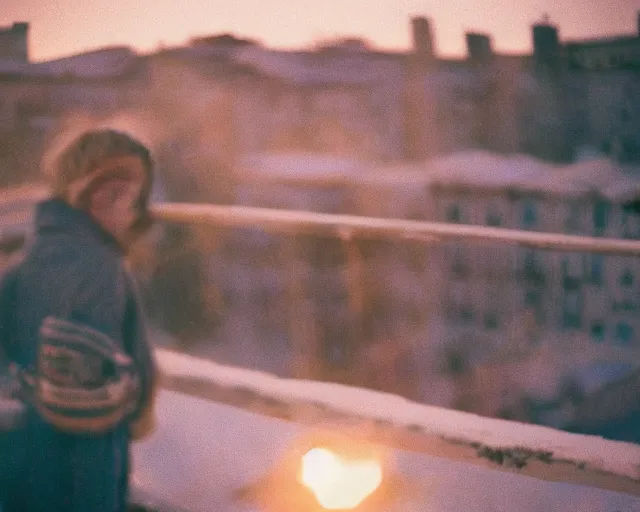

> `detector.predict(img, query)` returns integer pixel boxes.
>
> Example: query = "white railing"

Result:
[152,202,640,256]
[1,185,640,256]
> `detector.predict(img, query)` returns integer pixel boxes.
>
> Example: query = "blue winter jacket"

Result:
[0,198,156,512]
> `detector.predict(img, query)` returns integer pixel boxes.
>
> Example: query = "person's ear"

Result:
[86,185,112,216]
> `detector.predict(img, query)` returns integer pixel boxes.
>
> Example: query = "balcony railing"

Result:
[4,189,640,508]
[152,202,640,256]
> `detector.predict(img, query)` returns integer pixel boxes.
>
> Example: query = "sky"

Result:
[2,0,639,62]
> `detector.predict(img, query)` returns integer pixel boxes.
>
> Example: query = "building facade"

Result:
[2,12,640,188]
[426,155,640,357]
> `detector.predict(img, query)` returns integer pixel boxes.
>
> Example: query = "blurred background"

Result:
[1,6,640,435]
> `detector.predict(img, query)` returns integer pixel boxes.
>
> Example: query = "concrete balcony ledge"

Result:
[152,347,640,497]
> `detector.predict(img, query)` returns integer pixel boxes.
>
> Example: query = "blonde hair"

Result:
[44,129,153,200]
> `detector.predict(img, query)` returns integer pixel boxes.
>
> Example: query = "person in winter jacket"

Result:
[0,129,157,512]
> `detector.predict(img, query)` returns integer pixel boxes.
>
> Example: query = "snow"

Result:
[235,155,433,210]
[232,46,400,86]
[427,151,550,191]
[422,151,640,200]
[0,47,137,78]
[238,152,366,180]
[38,47,137,78]
[0,59,28,74]
[155,348,640,482]
[131,389,640,511]
[237,149,640,203]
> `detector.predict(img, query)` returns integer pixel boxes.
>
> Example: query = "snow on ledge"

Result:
[156,348,640,482]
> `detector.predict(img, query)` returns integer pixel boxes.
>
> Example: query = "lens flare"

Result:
[299,447,383,510]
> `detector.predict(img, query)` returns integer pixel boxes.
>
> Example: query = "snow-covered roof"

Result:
[237,151,367,181]
[234,149,640,211]
[239,149,640,203]
[356,165,433,189]
[426,150,548,189]
[422,150,640,201]
[565,35,640,49]
[232,46,403,86]
[0,59,27,74]
[41,47,137,78]
[0,47,138,79]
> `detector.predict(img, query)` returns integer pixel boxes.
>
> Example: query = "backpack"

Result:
[21,315,140,434]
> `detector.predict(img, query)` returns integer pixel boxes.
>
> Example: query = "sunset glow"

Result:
[299,447,383,509]
[2,0,638,62]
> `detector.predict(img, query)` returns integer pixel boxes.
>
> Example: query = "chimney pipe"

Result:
[466,33,493,64]
[411,16,435,61]
[1,22,30,62]
[532,16,559,72]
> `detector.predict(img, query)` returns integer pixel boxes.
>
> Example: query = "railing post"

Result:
[280,236,319,380]
[340,230,365,386]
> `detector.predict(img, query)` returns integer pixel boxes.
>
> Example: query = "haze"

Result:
[2,0,639,61]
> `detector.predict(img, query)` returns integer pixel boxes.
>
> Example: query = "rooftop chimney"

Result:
[0,22,29,62]
[411,17,435,62]
[532,15,559,71]
[466,33,493,64]
[11,22,29,33]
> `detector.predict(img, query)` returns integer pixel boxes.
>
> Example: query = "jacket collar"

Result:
[34,198,123,255]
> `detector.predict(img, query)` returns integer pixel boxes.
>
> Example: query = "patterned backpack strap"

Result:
[27,316,140,434]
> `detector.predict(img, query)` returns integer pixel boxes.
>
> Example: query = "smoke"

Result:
[40,62,236,204]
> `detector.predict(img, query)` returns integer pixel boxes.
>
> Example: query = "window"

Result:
[446,204,462,223]
[486,210,502,227]
[525,289,540,306]
[590,255,604,285]
[460,306,475,324]
[593,200,609,235]
[563,292,582,329]
[564,313,581,329]
[565,292,580,312]
[622,200,640,240]
[620,269,634,287]
[590,322,605,342]
[613,299,636,312]
[561,258,581,290]
[451,246,468,278]
[521,200,537,229]
[524,251,536,269]
[622,210,634,239]
[484,312,499,330]
[523,251,544,283]
[615,322,634,344]
[524,290,544,325]
[565,203,580,233]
